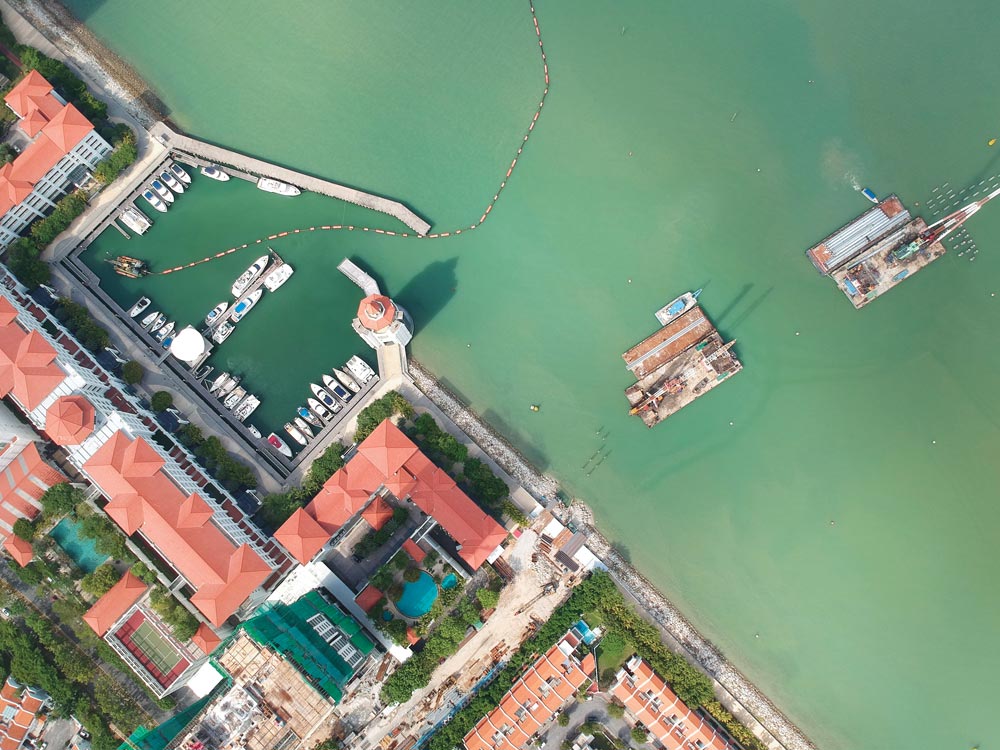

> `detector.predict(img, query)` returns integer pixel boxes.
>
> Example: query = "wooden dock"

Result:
[149,122,431,236]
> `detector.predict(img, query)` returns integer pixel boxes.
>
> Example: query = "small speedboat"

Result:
[160,170,184,194]
[297,406,322,428]
[229,289,262,323]
[268,432,293,457]
[224,386,247,410]
[208,371,231,393]
[201,165,230,181]
[151,180,174,203]
[231,255,269,297]
[322,374,352,402]
[332,366,360,393]
[161,335,174,349]
[193,364,213,382]
[284,422,308,446]
[310,383,343,413]
[217,375,241,398]
[234,396,260,422]
[653,289,702,326]
[346,355,376,384]
[257,178,301,196]
[141,190,167,213]
[154,321,175,343]
[205,301,229,326]
[147,313,166,333]
[293,417,314,439]
[140,310,160,328]
[248,424,263,439]
[128,296,151,318]
[862,187,878,204]
[169,162,192,184]
[212,322,235,344]
[307,397,333,422]
[262,263,294,292]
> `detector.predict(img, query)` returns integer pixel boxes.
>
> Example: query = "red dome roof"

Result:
[357,294,396,332]
[45,395,95,445]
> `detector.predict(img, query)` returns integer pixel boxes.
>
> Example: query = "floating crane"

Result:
[917,184,1000,251]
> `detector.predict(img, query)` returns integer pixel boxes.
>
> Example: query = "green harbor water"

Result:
[65,2,1000,748]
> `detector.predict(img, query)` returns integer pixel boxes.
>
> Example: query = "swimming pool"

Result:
[49,518,108,573]
[396,572,439,618]
[440,572,458,590]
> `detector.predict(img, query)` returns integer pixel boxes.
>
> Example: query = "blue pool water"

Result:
[574,618,597,645]
[396,572,439,618]
[441,573,458,590]
[382,610,393,621]
[49,518,109,573]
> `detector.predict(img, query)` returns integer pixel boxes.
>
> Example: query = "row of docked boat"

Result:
[128,296,178,349]
[206,371,261,422]
[140,162,191,213]
[206,252,295,345]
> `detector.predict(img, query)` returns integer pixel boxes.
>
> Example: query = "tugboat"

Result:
[267,432,293,457]
[296,406,322,428]
[332,367,360,393]
[108,256,151,278]
[128,296,151,318]
[169,162,192,184]
[284,422,308,446]
[257,178,301,196]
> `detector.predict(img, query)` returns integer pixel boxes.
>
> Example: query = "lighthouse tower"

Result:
[352,293,413,350]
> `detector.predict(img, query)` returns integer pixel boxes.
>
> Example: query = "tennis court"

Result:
[130,620,182,674]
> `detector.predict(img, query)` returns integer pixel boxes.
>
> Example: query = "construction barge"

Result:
[622,293,742,428]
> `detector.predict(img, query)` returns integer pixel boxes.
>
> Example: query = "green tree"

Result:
[630,727,648,744]
[5,238,50,288]
[150,391,173,412]
[39,482,83,517]
[557,712,570,727]
[11,518,35,541]
[302,441,345,494]
[29,191,87,247]
[81,563,120,596]
[607,702,625,719]
[121,360,143,385]
[256,490,305,531]
[93,130,137,184]
[403,566,422,583]
[476,587,499,610]
[130,561,158,584]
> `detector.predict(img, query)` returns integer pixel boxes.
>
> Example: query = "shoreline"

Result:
[2,4,816,749]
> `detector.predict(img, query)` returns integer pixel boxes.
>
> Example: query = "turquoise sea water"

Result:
[63,2,1000,748]
[49,517,108,573]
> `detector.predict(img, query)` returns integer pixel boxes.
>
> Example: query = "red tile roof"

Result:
[190,623,222,656]
[0,442,64,539]
[273,507,329,564]
[357,294,397,332]
[464,632,593,750]
[0,303,66,410]
[355,584,383,613]
[360,420,418,476]
[83,571,147,637]
[361,495,393,531]
[4,71,61,121]
[610,657,732,750]
[44,394,95,445]
[83,431,271,626]
[0,676,48,750]
[402,538,426,563]
[3,536,32,567]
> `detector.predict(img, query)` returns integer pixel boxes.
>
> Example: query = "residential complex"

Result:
[0,71,111,247]
[0,677,49,750]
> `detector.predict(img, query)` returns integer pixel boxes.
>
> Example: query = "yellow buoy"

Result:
[989,138,997,147]
[529,404,540,412]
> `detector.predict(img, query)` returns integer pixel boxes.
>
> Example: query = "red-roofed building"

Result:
[0,70,112,247]
[273,507,331,565]
[361,495,393,531]
[83,571,148,637]
[3,536,32,567]
[190,623,222,656]
[610,656,734,750]
[352,293,413,349]
[275,420,506,571]
[0,417,65,542]
[355,584,383,613]
[0,676,50,750]
[44,394,94,445]
[463,630,594,750]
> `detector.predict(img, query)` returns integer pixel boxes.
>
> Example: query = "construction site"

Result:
[806,188,1000,309]
[622,300,742,428]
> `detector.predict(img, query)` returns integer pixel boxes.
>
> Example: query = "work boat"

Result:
[204,302,229,326]
[128,297,150,318]
[310,383,342,413]
[160,170,184,194]
[141,190,167,213]
[322,374,352,403]
[297,406,322,428]
[332,366,360,393]
[201,165,230,181]
[284,422,308,446]
[229,289,263,323]
[262,263,294,291]
[267,433,292,457]
[150,179,174,203]
[653,289,702,326]
[257,177,301,196]
[307,397,333,422]
[169,162,191,184]
[231,255,270,297]
[346,355,376,384]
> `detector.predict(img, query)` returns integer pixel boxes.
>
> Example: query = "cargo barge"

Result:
[622,296,741,428]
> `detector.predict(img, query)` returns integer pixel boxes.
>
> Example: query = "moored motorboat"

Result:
[212,322,235,344]
[257,177,300,196]
[208,371,231,393]
[224,386,247,410]
[193,364,213,382]
[332,366,360,393]
[217,375,241,398]
[293,417,314,438]
[169,162,191,184]
[862,187,878,204]
[147,313,166,333]
[268,432,292,457]
[205,301,229,326]
[160,170,184,194]
[200,165,230,181]
[310,383,343,413]
[284,422,307,446]
[151,179,174,203]
[262,263,294,291]
[154,321,175,342]
[297,406,322,428]
[161,334,175,349]
[120,207,152,235]
[235,396,260,422]
[307,397,333,422]
[322,374,352,402]
[346,355,376,384]
[128,296,151,318]
[653,289,702,326]
[229,289,263,322]
[248,424,263,439]
[141,190,167,213]
[231,255,270,297]
[140,310,160,328]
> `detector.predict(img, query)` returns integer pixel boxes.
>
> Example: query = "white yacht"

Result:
[208,372,231,393]
[284,422,308,446]
[150,179,174,203]
[140,310,160,328]
[346,355,376,384]
[205,302,229,326]
[201,165,230,181]
[128,296,150,318]
[234,396,260,422]
[332,366,360,393]
[310,383,342,413]
[293,417,314,439]
[160,170,184,194]
[267,432,292,457]
[257,178,300,196]
[229,289,262,323]
[296,406,322,428]
[154,321,175,343]
[217,375,241,398]
[322,375,352,403]
[224,386,247,410]
[147,313,166,333]
[141,190,167,213]
[262,263,294,292]
[231,255,270,297]
[212,322,235,344]
[169,162,192,184]
[248,424,263,439]
[120,207,152,235]
[307,397,333,422]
